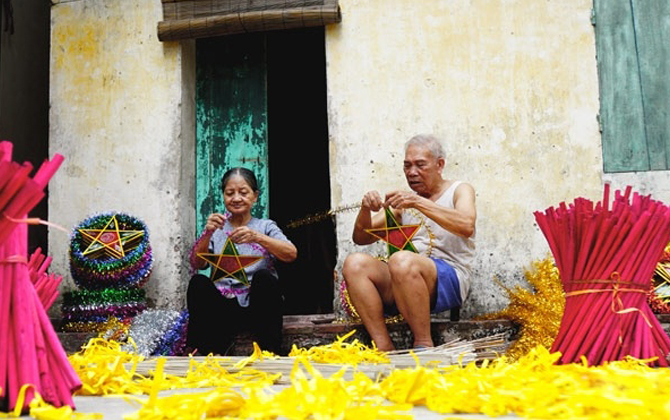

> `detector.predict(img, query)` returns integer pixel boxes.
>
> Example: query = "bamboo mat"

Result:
[130,334,509,384]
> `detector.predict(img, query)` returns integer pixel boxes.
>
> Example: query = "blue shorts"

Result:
[383,258,462,316]
[431,258,462,313]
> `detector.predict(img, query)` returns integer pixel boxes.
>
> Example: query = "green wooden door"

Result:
[196,33,269,232]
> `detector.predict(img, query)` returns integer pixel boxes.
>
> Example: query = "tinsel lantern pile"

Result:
[123,308,190,357]
[61,212,153,333]
[649,242,670,314]
[0,141,81,413]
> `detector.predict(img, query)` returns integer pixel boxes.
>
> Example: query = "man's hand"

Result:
[362,191,384,212]
[384,190,419,209]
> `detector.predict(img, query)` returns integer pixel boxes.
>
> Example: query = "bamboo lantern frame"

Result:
[158,0,341,41]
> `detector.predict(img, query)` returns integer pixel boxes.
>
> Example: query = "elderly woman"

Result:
[187,167,297,355]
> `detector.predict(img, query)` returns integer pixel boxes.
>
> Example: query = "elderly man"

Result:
[343,134,476,351]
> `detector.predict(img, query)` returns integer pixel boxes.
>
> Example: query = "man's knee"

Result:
[342,252,374,281]
[387,251,420,278]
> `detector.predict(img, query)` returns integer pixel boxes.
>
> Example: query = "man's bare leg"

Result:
[388,251,438,348]
[342,253,396,351]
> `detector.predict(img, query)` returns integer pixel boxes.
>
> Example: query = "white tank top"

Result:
[401,181,475,302]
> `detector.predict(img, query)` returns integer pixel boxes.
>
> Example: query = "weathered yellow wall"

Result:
[49,0,196,311]
[49,0,668,319]
[326,0,603,316]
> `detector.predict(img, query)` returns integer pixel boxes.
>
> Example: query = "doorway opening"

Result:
[195,27,337,315]
[267,27,336,315]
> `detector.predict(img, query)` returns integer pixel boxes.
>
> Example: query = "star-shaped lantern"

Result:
[197,237,263,285]
[365,207,420,257]
[79,214,145,259]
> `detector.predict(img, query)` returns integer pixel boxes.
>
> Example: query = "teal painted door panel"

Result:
[595,0,648,172]
[196,34,269,233]
[631,0,670,170]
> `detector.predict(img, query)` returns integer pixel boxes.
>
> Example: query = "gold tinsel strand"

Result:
[286,203,361,228]
[477,256,564,361]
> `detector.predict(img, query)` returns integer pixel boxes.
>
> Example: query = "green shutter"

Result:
[595,0,648,172]
[595,0,670,172]
[630,0,670,170]
[196,33,269,233]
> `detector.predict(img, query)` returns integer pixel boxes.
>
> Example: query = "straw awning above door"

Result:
[158,0,341,42]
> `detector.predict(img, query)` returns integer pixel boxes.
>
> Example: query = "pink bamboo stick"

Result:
[31,155,64,189]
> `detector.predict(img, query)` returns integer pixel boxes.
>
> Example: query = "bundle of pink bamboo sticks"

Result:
[0,141,81,413]
[535,184,670,366]
[28,248,63,311]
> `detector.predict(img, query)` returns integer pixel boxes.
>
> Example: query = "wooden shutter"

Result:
[631,0,670,170]
[158,0,341,42]
[595,0,670,172]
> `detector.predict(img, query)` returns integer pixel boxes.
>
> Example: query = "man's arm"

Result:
[417,183,476,237]
[352,207,387,245]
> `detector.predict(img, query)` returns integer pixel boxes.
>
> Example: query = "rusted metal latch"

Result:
[239,157,263,163]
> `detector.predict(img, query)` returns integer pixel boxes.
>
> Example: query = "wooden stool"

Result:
[450,307,461,321]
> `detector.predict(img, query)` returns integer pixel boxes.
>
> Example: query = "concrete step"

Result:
[232,315,518,356]
[55,314,519,356]
[55,313,670,357]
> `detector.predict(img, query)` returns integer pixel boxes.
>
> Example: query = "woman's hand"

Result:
[229,226,258,244]
[205,213,228,231]
[230,226,297,262]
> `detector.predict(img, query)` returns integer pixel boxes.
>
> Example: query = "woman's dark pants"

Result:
[186,269,284,355]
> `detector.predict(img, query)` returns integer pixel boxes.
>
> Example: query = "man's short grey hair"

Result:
[405,134,445,160]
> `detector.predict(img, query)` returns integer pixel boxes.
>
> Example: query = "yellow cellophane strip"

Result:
[288,329,391,365]
[9,333,670,419]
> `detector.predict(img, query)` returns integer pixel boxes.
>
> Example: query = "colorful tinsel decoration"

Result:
[62,212,152,334]
[478,256,565,361]
[69,212,152,290]
[122,309,190,357]
[61,288,147,327]
[649,242,670,314]
[152,310,190,357]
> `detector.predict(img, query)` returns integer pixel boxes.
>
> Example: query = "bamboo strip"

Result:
[129,334,508,381]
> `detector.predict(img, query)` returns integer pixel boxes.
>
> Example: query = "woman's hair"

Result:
[405,134,446,160]
[221,167,259,192]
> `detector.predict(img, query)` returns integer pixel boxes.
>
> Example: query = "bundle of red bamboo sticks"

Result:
[535,184,670,366]
[0,141,81,413]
